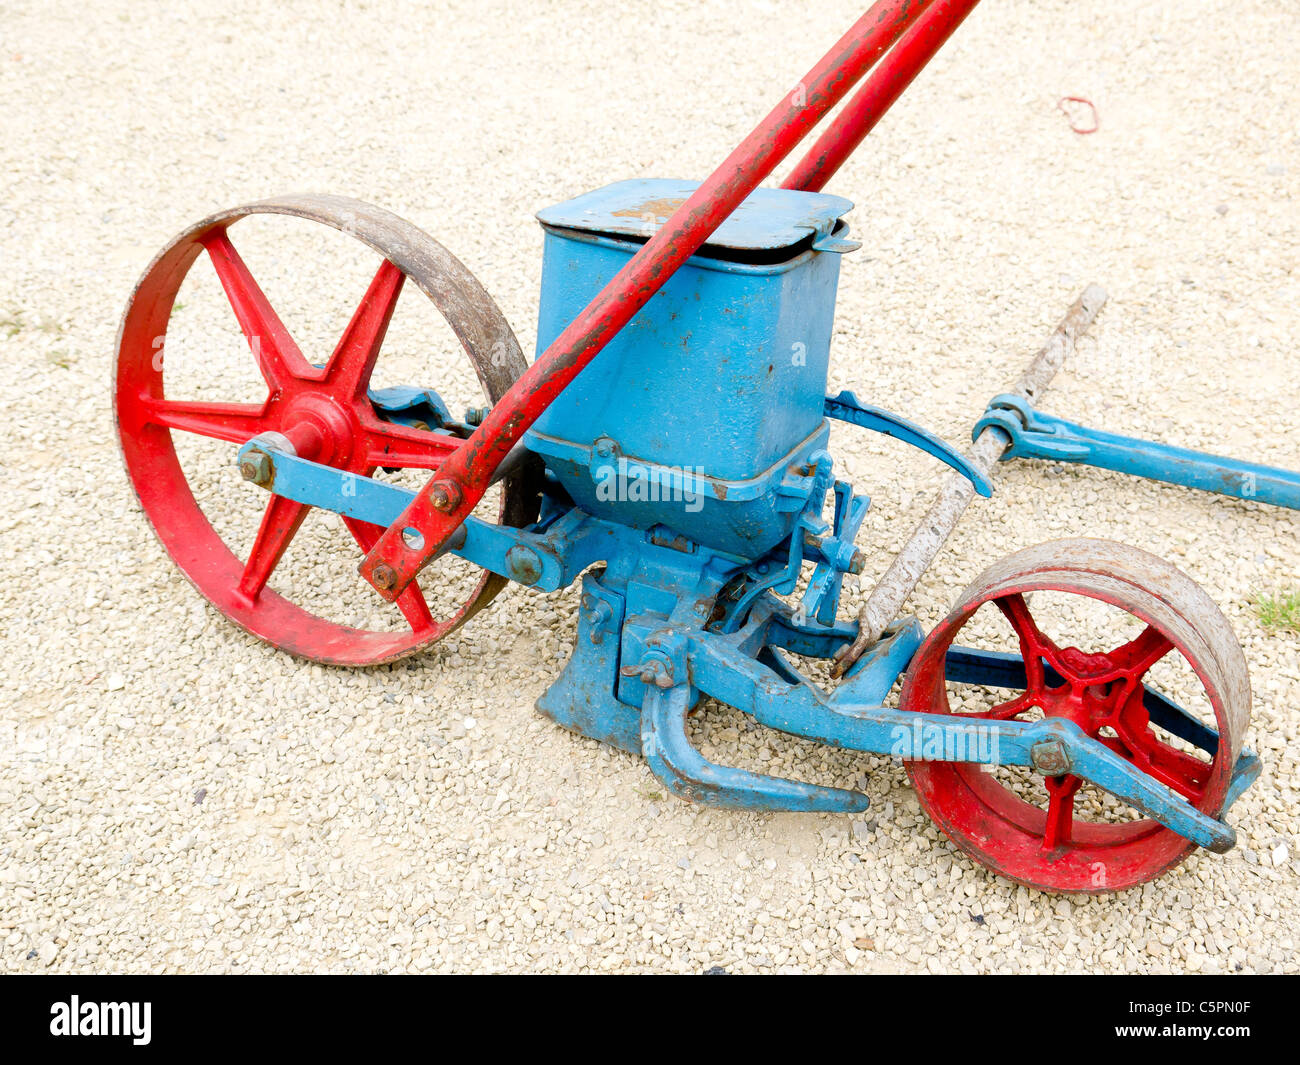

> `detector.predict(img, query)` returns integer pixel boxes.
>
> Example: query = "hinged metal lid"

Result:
[536,178,855,253]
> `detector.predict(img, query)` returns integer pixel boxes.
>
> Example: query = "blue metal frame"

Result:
[221,186,1262,859]
[234,430,1256,853]
[978,393,1300,510]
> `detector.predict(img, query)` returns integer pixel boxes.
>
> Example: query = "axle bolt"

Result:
[848,549,866,575]
[505,544,543,587]
[371,564,397,591]
[429,480,462,513]
[239,449,272,487]
[464,406,491,426]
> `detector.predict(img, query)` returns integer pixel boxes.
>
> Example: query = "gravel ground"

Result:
[2,0,1297,973]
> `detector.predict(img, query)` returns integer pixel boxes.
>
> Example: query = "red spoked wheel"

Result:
[115,194,538,665]
[900,539,1250,892]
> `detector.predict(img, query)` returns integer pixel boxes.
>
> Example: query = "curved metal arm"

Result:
[978,393,1300,510]
[825,390,993,496]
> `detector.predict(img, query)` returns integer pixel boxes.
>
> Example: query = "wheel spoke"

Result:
[1042,775,1081,850]
[978,690,1038,721]
[323,260,405,400]
[1118,724,1208,800]
[343,516,435,630]
[995,593,1061,687]
[202,229,318,387]
[1103,624,1174,683]
[362,420,461,470]
[235,495,310,605]
[137,396,270,444]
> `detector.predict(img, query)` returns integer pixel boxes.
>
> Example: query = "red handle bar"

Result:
[360,0,978,598]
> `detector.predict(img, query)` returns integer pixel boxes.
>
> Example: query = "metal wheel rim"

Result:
[114,194,538,665]
[900,538,1250,892]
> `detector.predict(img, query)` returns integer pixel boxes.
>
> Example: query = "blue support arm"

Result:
[234,435,610,594]
[977,394,1300,510]
[632,606,1246,851]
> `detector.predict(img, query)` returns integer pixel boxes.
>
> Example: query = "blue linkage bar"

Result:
[977,394,1300,510]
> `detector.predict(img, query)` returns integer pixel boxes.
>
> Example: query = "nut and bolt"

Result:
[620,656,675,689]
[580,593,614,642]
[238,449,272,487]
[1030,738,1071,776]
[429,480,462,513]
[371,564,398,591]
[464,406,491,426]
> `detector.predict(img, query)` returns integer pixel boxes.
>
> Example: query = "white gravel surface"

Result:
[1,0,1297,973]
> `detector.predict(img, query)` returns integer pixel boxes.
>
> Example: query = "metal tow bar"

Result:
[977,394,1300,511]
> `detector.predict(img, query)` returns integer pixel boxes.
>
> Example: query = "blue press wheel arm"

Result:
[825,391,993,497]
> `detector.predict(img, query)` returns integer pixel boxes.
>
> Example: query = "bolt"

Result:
[429,480,462,513]
[847,548,866,575]
[581,597,614,642]
[238,449,272,487]
[464,406,491,426]
[371,564,397,591]
[620,656,675,689]
[1030,738,1071,776]
[505,544,543,587]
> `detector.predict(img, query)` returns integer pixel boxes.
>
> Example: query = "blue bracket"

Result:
[826,390,993,497]
[801,478,869,625]
[977,394,1300,510]
[367,385,456,431]
[718,449,869,634]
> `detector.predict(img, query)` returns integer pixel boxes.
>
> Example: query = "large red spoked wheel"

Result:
[115,195,538,665]
[900,539,1250,892]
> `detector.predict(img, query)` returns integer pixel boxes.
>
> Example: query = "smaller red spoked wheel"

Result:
[900,539,1250,893]
[115,195,538,665]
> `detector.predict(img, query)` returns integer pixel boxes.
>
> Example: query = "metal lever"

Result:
[825,391,993,497]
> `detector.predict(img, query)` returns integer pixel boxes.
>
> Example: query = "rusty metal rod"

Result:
[831,284,1109,678]
[360,0,936,599]
[783,0,981,193]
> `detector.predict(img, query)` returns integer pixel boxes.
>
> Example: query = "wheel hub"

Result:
[1037,651,1128,736]
[277,393,357,468]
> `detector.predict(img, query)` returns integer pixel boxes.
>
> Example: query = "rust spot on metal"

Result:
[611,197,687,221]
